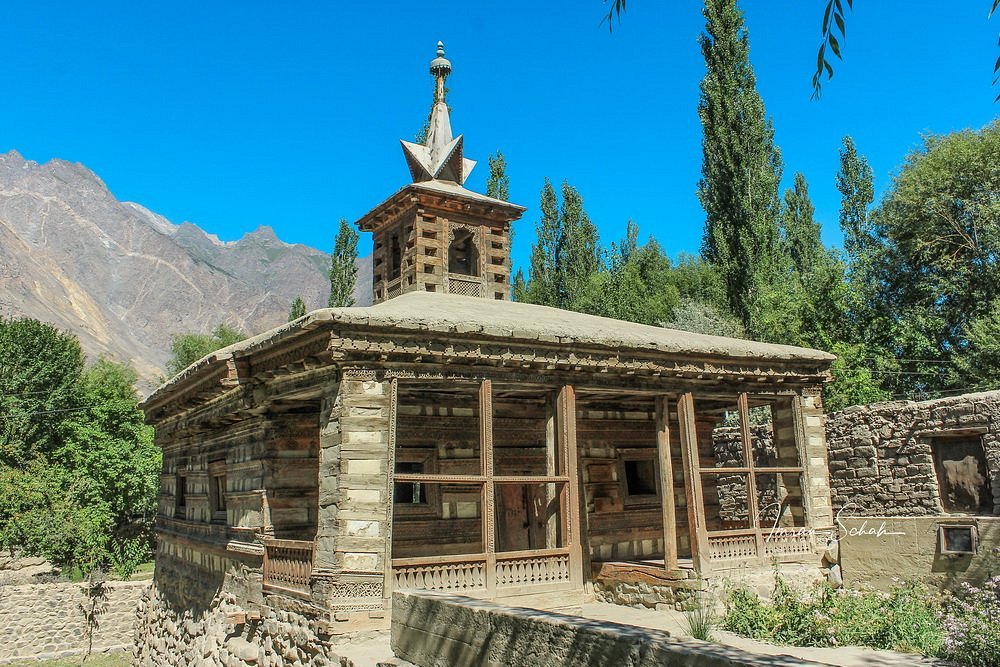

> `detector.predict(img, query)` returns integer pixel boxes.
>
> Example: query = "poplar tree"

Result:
[288,297,306,321]
[329,219,359,308]
[486,152,510,201]
[697,0,783,337]
[523,179,560,307]
[556,182,600,310]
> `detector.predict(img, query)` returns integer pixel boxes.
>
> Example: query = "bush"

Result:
[941,576,1000,667]
[723,575,943,656]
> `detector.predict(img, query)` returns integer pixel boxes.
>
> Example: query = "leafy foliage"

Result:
[0,318,158,577]
[329,218,360,308]
[288,296,307,321]
[724,575,944,656]
[866,122,1000,397]
[521,179,601,311]
[811,0,852,100]
[166,324,246,377]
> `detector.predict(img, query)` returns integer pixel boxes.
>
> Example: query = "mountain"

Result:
[0,151,372,388]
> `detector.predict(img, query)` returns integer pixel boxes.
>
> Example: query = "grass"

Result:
[683,593,717,641]
[5,653,130,667]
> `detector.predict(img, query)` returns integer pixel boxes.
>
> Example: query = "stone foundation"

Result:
[0,579,148,664]
[134,553,350,667]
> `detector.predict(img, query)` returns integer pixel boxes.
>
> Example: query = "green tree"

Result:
[952,301,1000,389]
[523,179,561,307]
[697,0,784,337]
[769,172,846,350]
[0,319,158,576]
[837,136,879,340]
[329,218,360,308]
[575,224,679,325]
[870,122,1000,396]
[486,151,510,201]
[556,182,601,310]
[0,317,84,464]
[288,296,307,321]
[166,324,246,377]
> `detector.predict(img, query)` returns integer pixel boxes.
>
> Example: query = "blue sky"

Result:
[1,1,996,278]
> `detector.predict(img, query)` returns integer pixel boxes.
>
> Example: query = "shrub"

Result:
[723,575,943,656]
[940,576,1000,667]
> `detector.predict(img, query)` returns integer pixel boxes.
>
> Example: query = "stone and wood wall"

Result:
[826,391,1000,589]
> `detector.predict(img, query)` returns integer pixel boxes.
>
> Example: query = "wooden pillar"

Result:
[382,378,398,605]
[737,393,764,562]
[655,396,678,571]
[558,385,586,589]
[480,380,497,597]
[545,392,559,549]
[678,392,710,574]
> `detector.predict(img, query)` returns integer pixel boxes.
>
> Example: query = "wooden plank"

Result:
[678,393,710,574]
[656,396,678,571]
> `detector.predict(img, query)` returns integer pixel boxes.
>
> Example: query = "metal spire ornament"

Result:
[400,42,476,184]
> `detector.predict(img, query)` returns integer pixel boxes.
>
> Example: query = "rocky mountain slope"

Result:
[0,151,372,387]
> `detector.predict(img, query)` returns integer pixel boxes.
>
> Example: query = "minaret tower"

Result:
[356,42,525,304]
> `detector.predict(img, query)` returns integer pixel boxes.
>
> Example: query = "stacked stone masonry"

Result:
[134,554,351,667]
[826,390,1000,516]
[0,580,147,663]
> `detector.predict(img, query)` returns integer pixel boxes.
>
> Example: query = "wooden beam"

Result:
[558,385,588,591]
[678,393,710,574]
[655,396,678,571]
[738,392,764,562]
[480,380,496,597]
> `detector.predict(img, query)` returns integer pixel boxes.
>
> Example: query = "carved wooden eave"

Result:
[355,181,525,233]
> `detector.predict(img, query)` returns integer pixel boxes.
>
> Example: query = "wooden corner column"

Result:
[678,392,710,574]
[655,396,678,571]
[558,385,587,589]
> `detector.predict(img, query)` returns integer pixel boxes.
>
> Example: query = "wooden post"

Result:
[655,396,678,571]
[480,380,497,597]
[545,392,559,549]
[558,385,587,589]
[382,378,398,608]
[737,392,764,562]
[678,392,710,574]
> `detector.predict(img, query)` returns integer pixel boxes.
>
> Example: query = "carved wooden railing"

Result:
[262,538,314,596]
[392,547,573,596]
[707,531,758,561]
[392,554,487,593]
[763,528,815,558]
[495,548,571,588]
[446,273,482,298]
[386,278,403,300]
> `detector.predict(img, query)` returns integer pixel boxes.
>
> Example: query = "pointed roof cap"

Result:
[400,41,476,184]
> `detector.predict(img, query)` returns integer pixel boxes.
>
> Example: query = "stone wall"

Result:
[826,391,1000,516]
[0,579,148,663]
[134,550,350,667]
[391,590,827,667]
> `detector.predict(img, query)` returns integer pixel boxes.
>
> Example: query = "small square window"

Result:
[625,459,657,496]
[394,461,427,505]
[617,449,660,507]
[940,525,978,555]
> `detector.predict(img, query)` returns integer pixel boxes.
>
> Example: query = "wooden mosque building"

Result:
[141,43,836,634]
